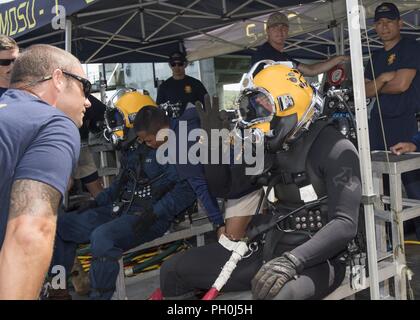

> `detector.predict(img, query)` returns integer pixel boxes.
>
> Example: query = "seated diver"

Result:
[157,61,362,300]
[134,104,226,237]
[45,89,196,300]
[135,100,265,240]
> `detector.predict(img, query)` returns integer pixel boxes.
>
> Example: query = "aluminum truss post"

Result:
[65,19,72,53]
[345,0,380,300]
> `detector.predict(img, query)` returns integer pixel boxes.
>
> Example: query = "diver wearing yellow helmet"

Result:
[104,88,157,146]
[157,61,362,300]
[236,60,324,150]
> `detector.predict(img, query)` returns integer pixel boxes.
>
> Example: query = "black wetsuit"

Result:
[0,87,7,98]
[160,124,362,299]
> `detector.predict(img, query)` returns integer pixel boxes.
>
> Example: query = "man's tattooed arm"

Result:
[8,179,61,220]
[0,179,62,299]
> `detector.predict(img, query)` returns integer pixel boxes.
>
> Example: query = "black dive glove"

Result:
[195,94,230,135]
[251,252,302,300]
[195,95,232,197]
[132,209,158,235]
[76,199,98,213]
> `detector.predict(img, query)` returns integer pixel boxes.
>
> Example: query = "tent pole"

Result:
[145,0,203,42]
[145,10,246,51]
[345,0,380,300]
[86,11,138,63]
[82,25,140,42]
[222,0,227,15]
[152,62,158,88]
[18,30,64,45]
[76,1,161,18]
[332,27,340,54]
[65,19,72,53]
[139,0,146,40]
[329,1,340,54]
[100,63,107,103]
[85,38,178,62]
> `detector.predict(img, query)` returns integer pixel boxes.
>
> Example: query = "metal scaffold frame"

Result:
[344,0,420,300]
[346,0,379,299]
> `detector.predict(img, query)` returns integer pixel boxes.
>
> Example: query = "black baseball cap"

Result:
[374,2,400,22]
[168,51,187,64]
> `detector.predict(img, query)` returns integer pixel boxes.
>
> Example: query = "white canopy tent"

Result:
[185,0,420,61]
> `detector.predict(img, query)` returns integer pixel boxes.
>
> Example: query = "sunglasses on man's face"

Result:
[0,58,15,66]
[62,70,92,98]
[170,62,185,67]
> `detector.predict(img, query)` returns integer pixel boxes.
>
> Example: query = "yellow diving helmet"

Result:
[104,88,157,146]
[236,60,324,149]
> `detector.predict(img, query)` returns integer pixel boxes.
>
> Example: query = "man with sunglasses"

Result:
[0,44,91,299]
[156,51,208,117]
[0,35,19,97]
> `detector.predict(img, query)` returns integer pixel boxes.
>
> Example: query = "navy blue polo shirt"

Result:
[0,87,7,97]
[156,75,208,116]
[0,89,80,247]
[365,37,420,149]
[251,42,300,66]
[411,132,420,151]
[250,42,300,76]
